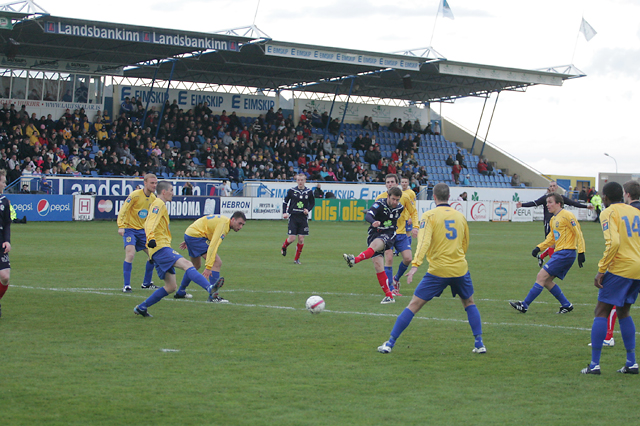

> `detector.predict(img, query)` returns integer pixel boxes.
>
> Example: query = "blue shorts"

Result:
[543,249,576,280]
[414,271,474,301]
[393,234,412,253]
[151,247,182,280]
[184,234,209,258]
[598,272,640,307]
[123,228,147,252]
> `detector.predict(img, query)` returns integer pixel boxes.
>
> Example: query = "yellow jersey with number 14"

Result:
[412,204,469,278]
[598,203,640,278]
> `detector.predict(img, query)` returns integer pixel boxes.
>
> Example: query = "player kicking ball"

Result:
[344,186,404,304]
[134,181,220,317]
[377,183,485,354]
[510,193,585,314]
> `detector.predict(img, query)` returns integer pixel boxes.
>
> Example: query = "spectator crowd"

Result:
[0,98,434,195]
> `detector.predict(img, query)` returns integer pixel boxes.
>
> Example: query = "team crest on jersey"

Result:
[570,219,577,227]
[297,201,304,208]
[221,234,225,240]
[603,221,609,231]
[126,237,132,242]
[420,221,426,229]
[152,207,159,214]
[0,204,4,211]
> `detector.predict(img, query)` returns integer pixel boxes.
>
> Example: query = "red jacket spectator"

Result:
[477,160,488,175]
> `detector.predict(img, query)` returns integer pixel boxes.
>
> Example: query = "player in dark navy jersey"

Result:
[344,186,404,304]
[0,170,12,319]
[281,174,315,264]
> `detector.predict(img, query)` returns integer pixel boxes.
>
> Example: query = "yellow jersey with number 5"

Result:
[412,204,469,277]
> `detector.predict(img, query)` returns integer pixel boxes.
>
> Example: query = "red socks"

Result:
[376,271,392,297]
[606,307,618,340]
[355,248,375,264]
[282,238,292,250]
[0,283,8,300]
[295,244,304,261]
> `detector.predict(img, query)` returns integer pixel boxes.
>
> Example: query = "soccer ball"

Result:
[306,295,325,314]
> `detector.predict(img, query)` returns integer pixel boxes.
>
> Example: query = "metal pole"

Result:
[154,60,177,139]
[140,65,159,131]
[480,91,500,157]
[470,95,488,155]
[604,153,618,174]
[337,78,355,142]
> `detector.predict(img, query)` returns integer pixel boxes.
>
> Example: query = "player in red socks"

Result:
[343,187,404,304]
[281,174,315,264]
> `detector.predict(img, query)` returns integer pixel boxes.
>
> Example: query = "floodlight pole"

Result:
[604,153,618,174]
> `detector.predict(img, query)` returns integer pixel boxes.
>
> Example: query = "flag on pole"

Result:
[442,0,455,20]
[579,18,597,41]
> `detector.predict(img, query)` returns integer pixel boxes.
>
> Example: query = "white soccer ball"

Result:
[306,295,325,314]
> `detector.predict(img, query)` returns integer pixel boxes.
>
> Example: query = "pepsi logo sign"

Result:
[37,199,50,216]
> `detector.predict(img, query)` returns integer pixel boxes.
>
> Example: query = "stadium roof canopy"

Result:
[3,13,584,103]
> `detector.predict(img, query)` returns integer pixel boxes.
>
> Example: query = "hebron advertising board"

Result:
[94,196,219,220]
[7,194,73,221]
[219,198,252,218]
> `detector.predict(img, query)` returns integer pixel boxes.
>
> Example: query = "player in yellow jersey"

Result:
[375,174,418,296]
[174,212,246,302]
[582,182,640,375]
[510,193,585,314]
[133,181,221,317]
[117,173,157,293]
[377,183,485,354]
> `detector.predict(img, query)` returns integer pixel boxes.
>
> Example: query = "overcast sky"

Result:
[37,0,639,178]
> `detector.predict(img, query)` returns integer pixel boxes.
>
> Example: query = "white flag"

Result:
[442,0,455,20]
[579,18,597,41]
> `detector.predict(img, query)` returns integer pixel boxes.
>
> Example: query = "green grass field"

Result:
[1,219,638,425]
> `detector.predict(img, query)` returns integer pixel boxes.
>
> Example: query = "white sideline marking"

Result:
[10,285,638,335]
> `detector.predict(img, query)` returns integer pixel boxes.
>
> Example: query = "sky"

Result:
[33,0,640,179]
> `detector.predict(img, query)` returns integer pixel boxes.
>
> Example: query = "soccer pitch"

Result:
[1,219,637,425]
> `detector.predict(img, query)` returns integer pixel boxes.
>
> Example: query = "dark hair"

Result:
[385,173,398,184]
[545,192,564,206]
[156,180,172,194]
[623,180,640,202]
[387,186,403,198]
[433,183,450,201]
[603,181,624,203]
[231,211,246,221]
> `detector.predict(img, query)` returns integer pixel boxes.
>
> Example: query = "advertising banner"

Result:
[254,181,387,200]
[74,195,94,221]
[50,177,219,197]
[491,201,511,222]
[115,85,274,115]
[93,196,219,220]
[220,198,252,219]
[251,198,283,219]
[6,194,73,221]
[467,201,491,222]
[511,204,534,222]
[310,199,376,222]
